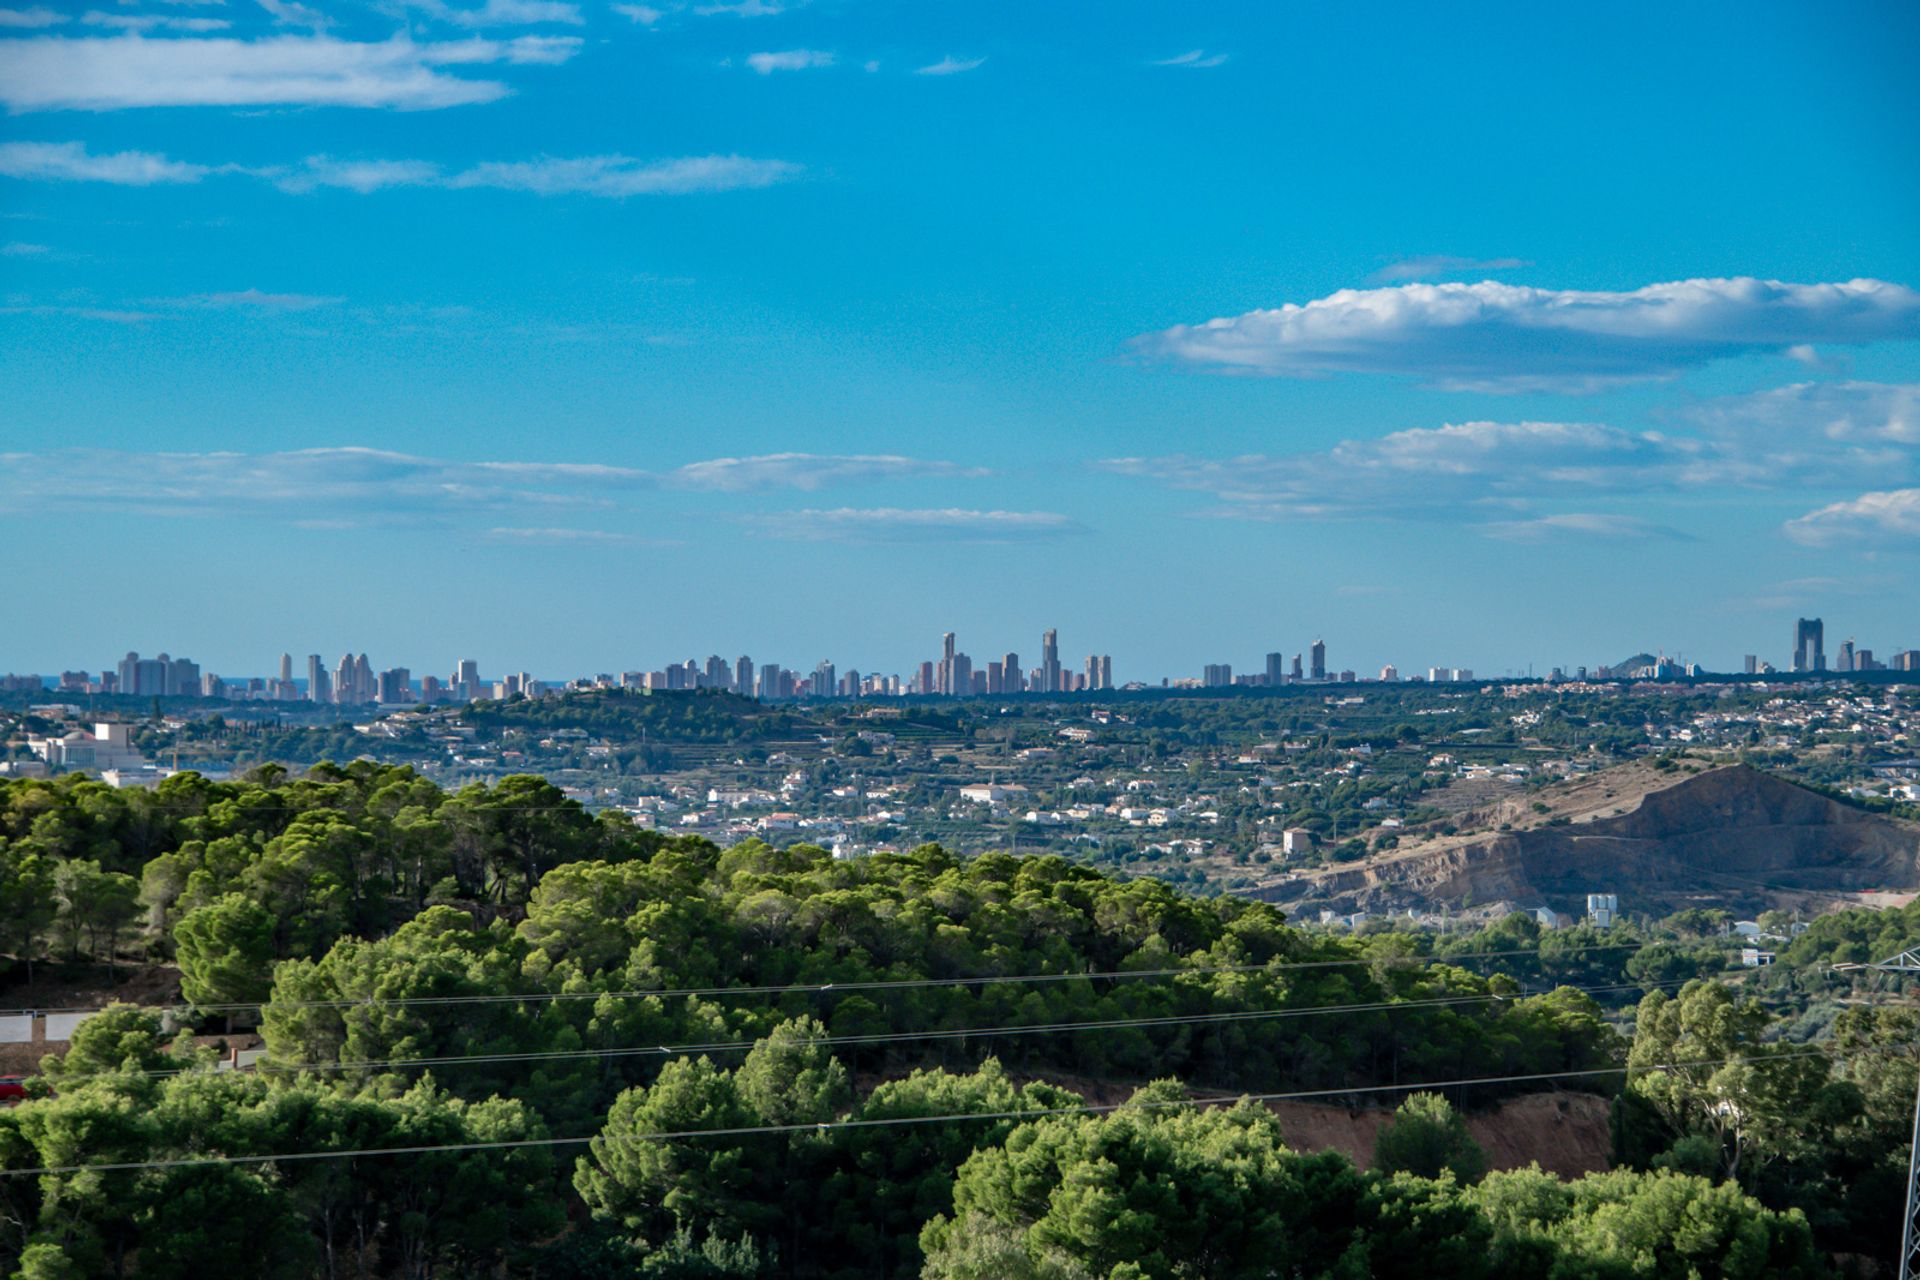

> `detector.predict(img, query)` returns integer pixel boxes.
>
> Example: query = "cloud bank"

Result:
[1679,380,1920,446]
[0,33,579,111]
[0,139,208,184]
[1132,278,1920,392]
[1100,387,1919,538]
[0,140,801,198]
[0,448,989,524]
[1785,489,1920,549]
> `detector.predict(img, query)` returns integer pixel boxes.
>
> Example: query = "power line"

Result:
[3,943,1659,1018]
[54,977,1692,1084]
[0,1047,1869,1179]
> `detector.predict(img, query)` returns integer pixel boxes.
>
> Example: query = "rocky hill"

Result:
[1259,761,1920,918]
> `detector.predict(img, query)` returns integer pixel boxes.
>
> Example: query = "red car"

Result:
[0,1077,27,1105]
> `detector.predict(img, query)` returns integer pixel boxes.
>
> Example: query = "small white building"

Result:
[1282,828,1315,855]
[1586,893,1618,929]
[1740,948,1776,968]
[959,783,1026,805]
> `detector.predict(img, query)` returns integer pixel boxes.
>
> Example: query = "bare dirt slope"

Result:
[1258,761,1920,918]
[990,1072,1613,1177]
[1270,1091,1611,1177]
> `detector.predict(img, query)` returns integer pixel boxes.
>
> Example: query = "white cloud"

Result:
[408,0,579,25]
[444,153,800,195]
[81,11,231,32]
[1479,513,1691,542]
[0,447,649,522]
[1099,403,1917,527]
[1784,488,1920,549]
[745,48,831,73]
[0,33,580,112]
[0,303,162,323]
[0,141,801,199]
[1102,422,1690,520]
[1679,380,1920,446]
[694,0,793,15]
[0,449,988,523]
[611,3,663,22]
[273,156,442,193]
[2,241,50,255]
[1367,255,1530,284]
[668,453,988,491]
[0,7,65,27]
[752,507,1083,543]
[0,140,208,184]
[1152,49,1227,68]
[915,54,984,76]
[1131,277,1920,392]
[167,288,345,310]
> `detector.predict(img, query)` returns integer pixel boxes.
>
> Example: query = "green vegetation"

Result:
[1373,1092,1488,1183]
[0,764,1913,1276]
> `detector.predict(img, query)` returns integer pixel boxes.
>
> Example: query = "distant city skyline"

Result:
[10,615,1917,704]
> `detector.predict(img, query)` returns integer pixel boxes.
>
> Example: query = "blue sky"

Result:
[3,0,1919,682]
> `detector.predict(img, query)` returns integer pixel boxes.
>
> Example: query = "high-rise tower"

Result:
[1793,618,1825,673]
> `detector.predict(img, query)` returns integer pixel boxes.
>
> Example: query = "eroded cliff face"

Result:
[1262,764,1920,917]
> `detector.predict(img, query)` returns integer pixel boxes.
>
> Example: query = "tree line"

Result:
[2,764,1916,1275]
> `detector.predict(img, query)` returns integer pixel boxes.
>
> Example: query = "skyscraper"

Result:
[279,653,293,685]
[1265,652,1284,686]
[1793,618,1824,672]
[1310,639,1327,681]
[735,655,753,695]
[307,655,331,703]
[1001,652,1022,692]
[939,631,957,695]
[377,667,411,704]
[1041,628,1060,693]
